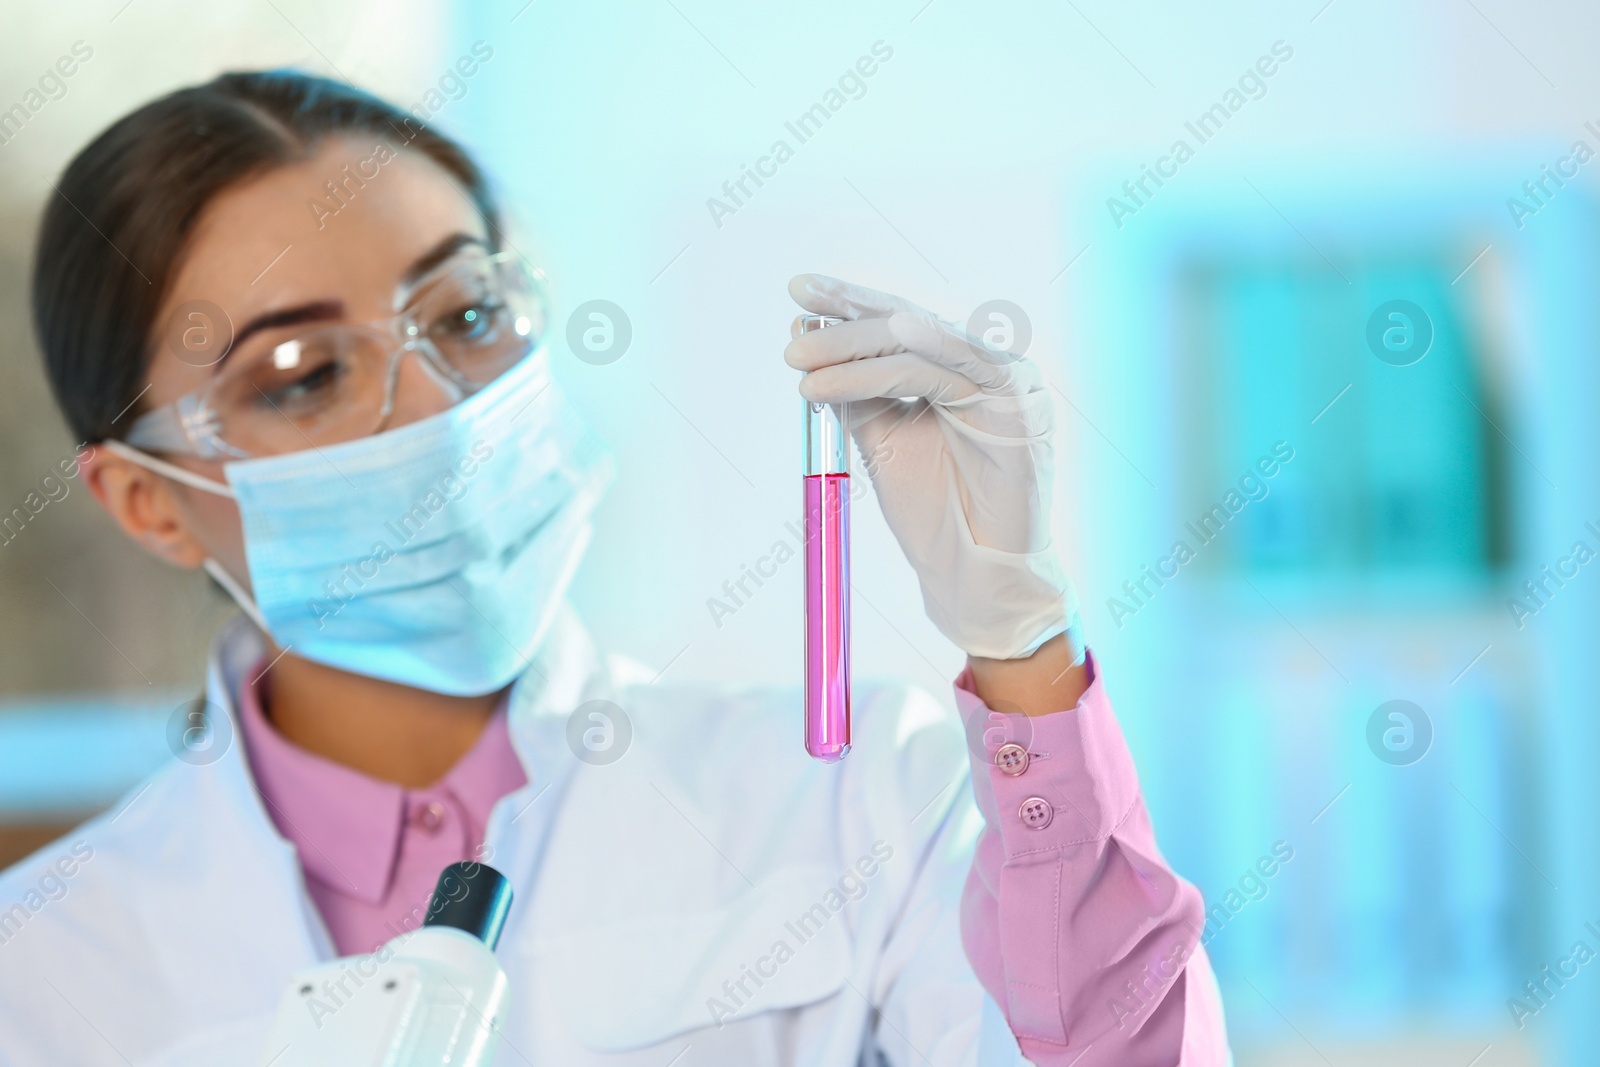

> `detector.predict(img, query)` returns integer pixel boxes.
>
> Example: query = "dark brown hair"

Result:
[31,69,501,443]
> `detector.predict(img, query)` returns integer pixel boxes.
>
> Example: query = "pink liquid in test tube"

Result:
[801,314,851,762]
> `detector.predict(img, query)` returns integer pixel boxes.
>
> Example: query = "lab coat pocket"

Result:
[520,865,853,1052]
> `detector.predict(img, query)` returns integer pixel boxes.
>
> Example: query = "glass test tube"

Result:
[801,314,850,762]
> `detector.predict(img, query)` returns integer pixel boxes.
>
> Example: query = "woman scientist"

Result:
[0,72,1227,1065]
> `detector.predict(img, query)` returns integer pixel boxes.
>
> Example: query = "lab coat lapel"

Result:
[201,615,339,962]
[482,605,609,953]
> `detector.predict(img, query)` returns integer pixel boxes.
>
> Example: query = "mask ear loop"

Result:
[201,557,271,635]
[99,439,272,636]
[100,438,234,497]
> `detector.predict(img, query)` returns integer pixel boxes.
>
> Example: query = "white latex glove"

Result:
[785,274,1082,662]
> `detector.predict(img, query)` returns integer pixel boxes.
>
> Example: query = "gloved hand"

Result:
[785,274,1082,662]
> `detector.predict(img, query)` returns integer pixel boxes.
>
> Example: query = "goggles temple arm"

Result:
[122,403,193,454]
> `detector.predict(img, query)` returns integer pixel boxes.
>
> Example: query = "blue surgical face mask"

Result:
[105,350,612,696]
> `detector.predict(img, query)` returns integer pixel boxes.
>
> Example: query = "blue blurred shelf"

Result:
[0,691,186,819]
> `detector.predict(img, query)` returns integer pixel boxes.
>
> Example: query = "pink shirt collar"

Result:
[235,661,526,906]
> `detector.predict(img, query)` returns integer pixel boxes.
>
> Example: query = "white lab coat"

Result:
[0,610,1029,1066]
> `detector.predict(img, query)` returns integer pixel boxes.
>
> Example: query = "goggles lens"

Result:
[202,252,546,457]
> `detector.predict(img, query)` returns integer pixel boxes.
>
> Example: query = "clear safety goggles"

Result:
[123,250,549,460]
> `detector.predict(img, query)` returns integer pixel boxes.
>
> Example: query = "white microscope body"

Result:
[256,862,513,1066]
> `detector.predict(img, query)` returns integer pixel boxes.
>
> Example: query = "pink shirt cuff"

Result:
[953,651,1230,1064]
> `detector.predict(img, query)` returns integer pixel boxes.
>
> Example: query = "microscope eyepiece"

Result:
[423,862,513,950]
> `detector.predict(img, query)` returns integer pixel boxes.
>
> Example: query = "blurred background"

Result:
[1,0,1594,1062]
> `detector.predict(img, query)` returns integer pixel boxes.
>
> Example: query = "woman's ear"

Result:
[81,446,211,568]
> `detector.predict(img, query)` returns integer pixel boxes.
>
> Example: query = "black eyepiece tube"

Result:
[422,862,513,950]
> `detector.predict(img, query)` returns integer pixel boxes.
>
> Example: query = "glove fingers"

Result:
[799,352,979,405]
[887,311,1028,396]
[788,273,927,321]
[784,316,905,371]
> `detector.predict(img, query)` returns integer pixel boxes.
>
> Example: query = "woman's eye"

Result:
[260,359,343,407]
[433,300,505,343]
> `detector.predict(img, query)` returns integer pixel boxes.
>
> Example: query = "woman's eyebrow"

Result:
[211,233,484,368]
[221,300,344,366]
[403,233,489,287]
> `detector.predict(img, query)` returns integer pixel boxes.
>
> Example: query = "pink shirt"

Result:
[238,652,1225,1062]
[235,660,526,956]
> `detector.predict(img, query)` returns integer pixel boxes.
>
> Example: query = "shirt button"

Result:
[1019,796,1054,830]
[994,743,1030,776]
[414,800,447,833]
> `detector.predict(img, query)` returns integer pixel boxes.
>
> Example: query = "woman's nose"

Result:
[384,348,465,429]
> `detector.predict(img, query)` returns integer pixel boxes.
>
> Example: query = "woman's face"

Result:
[87,137,490,587]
